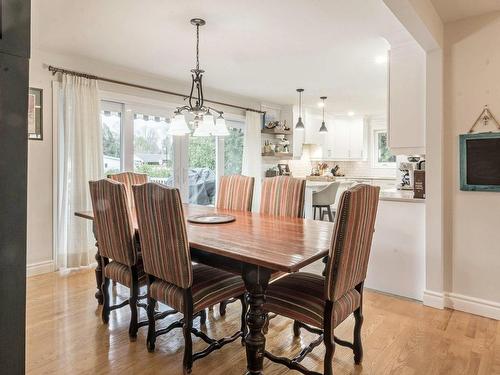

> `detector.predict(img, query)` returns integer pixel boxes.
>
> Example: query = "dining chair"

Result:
[312,182,341,222]
[263,184,380,375]
[259,176,306,332]
[216,174,255,212]
[108,171,148,210]
[215,175,255,316]
[132,182,248,375]
[89,178,146,340]
[260,176,306,218]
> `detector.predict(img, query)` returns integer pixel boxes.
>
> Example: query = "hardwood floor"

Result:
[27,268,500,375]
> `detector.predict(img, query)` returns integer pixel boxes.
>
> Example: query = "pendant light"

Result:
[295,88,305,130]
[169,18,229,137]
[319,96,328,133]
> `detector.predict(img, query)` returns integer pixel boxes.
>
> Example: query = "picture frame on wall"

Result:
[28,88,43,140]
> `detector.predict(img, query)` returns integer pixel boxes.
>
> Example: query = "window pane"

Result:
[188,135,216,205]
[224,120,245,175]
[101,108,122,175]
[133,113,174,186]
[377,131,396,163]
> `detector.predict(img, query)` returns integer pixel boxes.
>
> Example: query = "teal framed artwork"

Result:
[459,132,500,192]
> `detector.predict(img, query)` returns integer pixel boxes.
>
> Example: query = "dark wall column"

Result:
[0,0,31,374]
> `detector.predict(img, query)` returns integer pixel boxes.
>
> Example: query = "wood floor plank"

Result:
[26,269,500,375]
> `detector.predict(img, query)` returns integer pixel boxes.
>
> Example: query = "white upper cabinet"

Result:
[348,118,365,159]
[297,108,366,160]
[388,41,426,155]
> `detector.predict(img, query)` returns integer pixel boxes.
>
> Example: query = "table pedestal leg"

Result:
[92,223,103,305]
[243,265,271,375]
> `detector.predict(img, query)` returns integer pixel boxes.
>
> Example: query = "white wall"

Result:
[27,48,264,275]
[443,12,500,315]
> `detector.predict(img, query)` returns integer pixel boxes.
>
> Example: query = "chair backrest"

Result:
[108,172,148,210]
[312,181,341,206]
[260,176,306,218]
[89,179,137,266]
[216,175,255,212]
[324,184,380,301]
[132,183,192,289]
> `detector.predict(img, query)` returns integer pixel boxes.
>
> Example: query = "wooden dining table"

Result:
[75,204,333,375]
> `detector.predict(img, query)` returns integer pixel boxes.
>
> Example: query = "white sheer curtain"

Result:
[57,74,103,268]
[242,111,263,212]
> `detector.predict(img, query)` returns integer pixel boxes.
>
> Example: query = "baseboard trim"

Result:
[444,293,500,320]
[423,290,445,309]
[27,260,56,277]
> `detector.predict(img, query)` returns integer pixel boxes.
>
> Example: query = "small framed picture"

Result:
[28,88,43,140]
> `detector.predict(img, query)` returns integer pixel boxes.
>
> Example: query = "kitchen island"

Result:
[305,179,425,301]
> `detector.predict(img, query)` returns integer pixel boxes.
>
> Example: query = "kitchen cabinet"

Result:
[388,41,426,155]
[323,116,366,160]
[297,108,366,160]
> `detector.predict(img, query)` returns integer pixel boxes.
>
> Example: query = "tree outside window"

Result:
[373,130,396,168]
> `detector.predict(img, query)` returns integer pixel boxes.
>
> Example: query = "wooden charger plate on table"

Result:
[187,214,236,224]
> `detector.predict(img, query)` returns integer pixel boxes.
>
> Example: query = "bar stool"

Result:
[312,182,340,222]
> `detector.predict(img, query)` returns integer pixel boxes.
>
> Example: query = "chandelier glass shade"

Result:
[168,18,228,137]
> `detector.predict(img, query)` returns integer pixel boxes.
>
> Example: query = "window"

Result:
[188,133,216,205]
[373,129,396,168]
[224,120,245,175]
[99,95,246,203]
[133,113,174,186]
[101,101,122,175]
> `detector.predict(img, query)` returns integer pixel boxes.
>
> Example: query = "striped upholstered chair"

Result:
[259,176,306,331]
[216,175,255,212]
[132,183,247,374]
[89,178,146,340]
[260,176,306,218]
[216,175,254,316]
[108,171,148,210]
[263,184,380,375]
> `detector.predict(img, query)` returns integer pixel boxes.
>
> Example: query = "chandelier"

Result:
[169,18,229,137]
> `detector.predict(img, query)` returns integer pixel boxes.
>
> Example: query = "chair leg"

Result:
[240,294,248,346]
[199,309,207,326]
[128,270,139,340]
[219,300,229,316]
[326,206,334,222]
[293,320,301,337]
[313,206,317,220]
[146,279,156,352]
[101,258,110,324]
[353,306,363,364]
[324,333,335,375]
[101,276,110,324]
[323,301,335,375]
[183,309,194,374]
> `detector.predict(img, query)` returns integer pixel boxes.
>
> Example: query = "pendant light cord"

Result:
[299,91,302,117]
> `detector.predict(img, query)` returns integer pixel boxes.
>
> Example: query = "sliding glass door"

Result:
[133,112,174,187]
[101,101,123,175]
[100,97,246,206]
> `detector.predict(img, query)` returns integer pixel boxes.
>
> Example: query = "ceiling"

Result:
[431,0,500,23]
[33,0,409,115]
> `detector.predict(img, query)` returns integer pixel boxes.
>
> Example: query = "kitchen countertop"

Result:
[379,189,425,203]
[304,180,425,203]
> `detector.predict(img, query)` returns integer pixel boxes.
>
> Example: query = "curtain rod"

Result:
[47,65,266,115]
